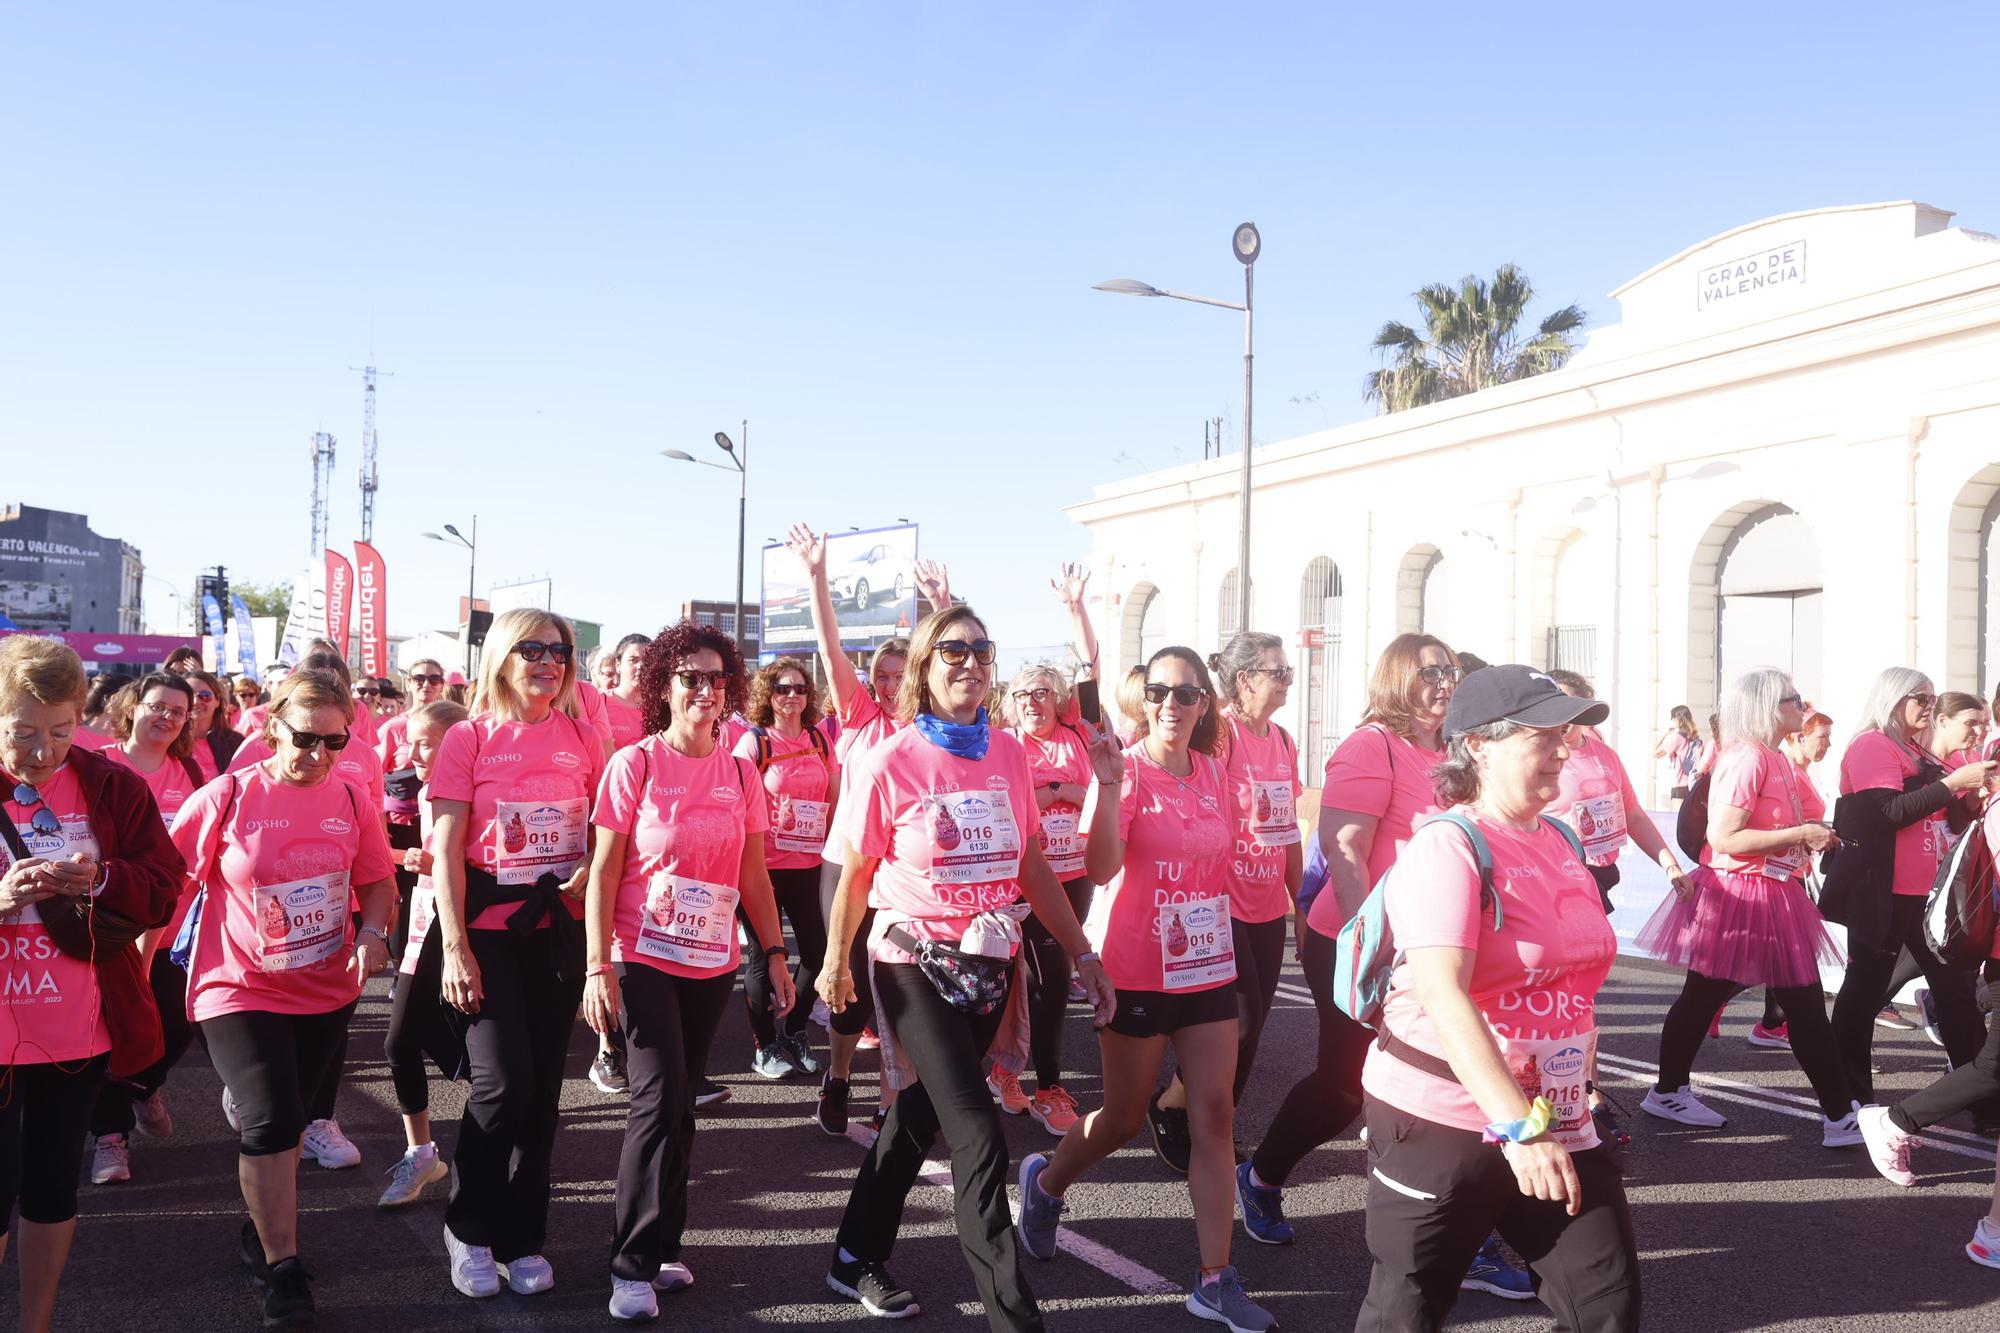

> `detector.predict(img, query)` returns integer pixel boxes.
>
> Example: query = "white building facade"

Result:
[1069,202,2000,803]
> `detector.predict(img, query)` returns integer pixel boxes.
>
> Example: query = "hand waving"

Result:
[1050,563,1090,611]
[1086,724,1125,786]
[913,558,952,609]
[786,523,828,578]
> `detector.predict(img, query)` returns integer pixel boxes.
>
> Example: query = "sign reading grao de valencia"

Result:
[1698,240,1807,310]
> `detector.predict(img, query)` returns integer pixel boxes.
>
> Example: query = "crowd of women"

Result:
[3,525,1999,1332]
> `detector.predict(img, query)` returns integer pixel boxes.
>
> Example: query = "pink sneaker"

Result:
[1857,1106,1917,1187]
[857,1028,881,1051]
[1030,1086,1080,1136]
[1747,1022,1790,1049]
[986,1067,1031,1115]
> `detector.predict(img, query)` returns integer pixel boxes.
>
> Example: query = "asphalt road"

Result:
[25,952,2000,1331]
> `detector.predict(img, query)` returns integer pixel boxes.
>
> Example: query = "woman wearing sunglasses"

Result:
[0,636,183,1333]
[187,670,244,782]
[376,660,449,772]
[820,605,1113,1329]
[170,667,397,1329]
[429,609,605,1301]
[585,622,795,1321]
[235,679,269,738]
[230,653,389,817]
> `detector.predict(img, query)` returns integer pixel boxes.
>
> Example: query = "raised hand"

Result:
[786,523,828,578]
[913,558,952,609]
[1050,563,1090,611]
[1086,724,1126,786]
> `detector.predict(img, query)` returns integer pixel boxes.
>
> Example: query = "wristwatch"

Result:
[763,944,789,961]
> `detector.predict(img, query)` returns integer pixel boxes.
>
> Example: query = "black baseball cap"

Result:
[1443,665,1609,739]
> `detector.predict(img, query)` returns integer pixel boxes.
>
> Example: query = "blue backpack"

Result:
[1332,811,1585,1030]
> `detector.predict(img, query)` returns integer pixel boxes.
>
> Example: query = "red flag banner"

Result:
[354,542,388,678]
[325,548,355,663]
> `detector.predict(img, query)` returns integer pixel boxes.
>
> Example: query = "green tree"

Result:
[233,579,294,619]
[1363,264,1586,413]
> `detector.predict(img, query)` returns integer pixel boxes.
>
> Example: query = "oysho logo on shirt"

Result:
[480,752,524,767]
[245,818,291,832]
[1503,863,1542,879]
[320,817,353,835]
[710,786,740,803]
[551,751,582,770]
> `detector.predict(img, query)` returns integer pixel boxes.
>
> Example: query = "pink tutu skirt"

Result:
[1634,865,1843,988]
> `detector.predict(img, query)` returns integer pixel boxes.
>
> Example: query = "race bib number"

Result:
[1764,844,1806,880]
[1040,807,1085,877]
[406,887,436,955]
[1248,779,1300,848]
[1159,894,1235,991]
[251,871,352,972]
[493,798,586,886]
[1505,1031,1598,1151]
[773,797,830,855]
[925,790,1022,885]
[1569,794,1627,864]
[636,873,741,971]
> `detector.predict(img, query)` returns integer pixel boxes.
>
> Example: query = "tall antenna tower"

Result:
[310,431,338,556]
[350,363,392,541]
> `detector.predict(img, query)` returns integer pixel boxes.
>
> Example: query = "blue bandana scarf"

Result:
[914,707,990,760]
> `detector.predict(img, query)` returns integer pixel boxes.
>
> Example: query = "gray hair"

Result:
[1854,666,1933,740]
[1000,662,1070,729]
[1433,719,1529,807]
[1209,631,1285,709]
[1719,667,1793,749]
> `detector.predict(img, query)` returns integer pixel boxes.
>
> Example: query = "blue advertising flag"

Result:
[201,594,227,673]
[230,594,260,682]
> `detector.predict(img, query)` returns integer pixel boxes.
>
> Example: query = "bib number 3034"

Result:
[252,871,352,972]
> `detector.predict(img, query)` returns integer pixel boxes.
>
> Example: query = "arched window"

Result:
[1397,544,1443,636]
[1691,503,1822,714]
[1298,557,1342,775]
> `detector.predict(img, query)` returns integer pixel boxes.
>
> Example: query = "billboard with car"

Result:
[760,523,919,656]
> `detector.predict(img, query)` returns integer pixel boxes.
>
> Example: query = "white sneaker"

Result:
[1823,1103,1864,1149]
[1641,1085,1727,1127]
[502,1254,555,1295]
[378,1144,448,1208]
[134,1088,173,1139]
[89,1134,131,1184]
[654,1260,694,1292]
[221,1085,242,1132]
[1968,1217,2000,1269]
[1857,1106,1917,1185]
[444,1225,501,1298]
[609,1277,659,1321]
[302,1117,361,1169]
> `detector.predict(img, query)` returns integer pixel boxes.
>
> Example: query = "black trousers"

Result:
[1893,961,2000,1133]
[89,951,194,1137]
[1021,876,1093,1088]
[610,963,736,1280]
[1230,914,1289,1104]
[1251,926,1374,1187]
[744,866,829,1047]
[820,862,878,1039]
[201,1003,358,1157]
[1830,894,1985,1103]
[387,819,421,959]
[0,1055,108,1224]
[1656,970,1850,1119]
[384,928,454,1117]
[835,962,1042,1333]
[445,927,583,1262]
[1355,1095,1640,1332]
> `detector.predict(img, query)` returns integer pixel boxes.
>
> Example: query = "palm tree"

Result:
[1363,264,1586,413]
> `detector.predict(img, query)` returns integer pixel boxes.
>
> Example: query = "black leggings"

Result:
[745,866,828,1047]
[384,927,452,1116]
[1229,914,1289,1104]
[1892,961,2000,1133]
[1021,877,1093,1088]
[1656,970,1850,1119]
[388,819,421,959]
[1830,894,1986,1103]
[89,951,194,1137]
[820,862,877,1039]
[0,1056,109,1224]
[1250,925,1374,1187]
[201,1004,358,1157]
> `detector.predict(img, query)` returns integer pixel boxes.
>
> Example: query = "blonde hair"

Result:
[261,668,355,748]
[895,604,988,724]
[472,609,579,722]
[0,635,87,714]
[407,698,470,735]
[1000,663,1070,729]
[1116,665,1150,739]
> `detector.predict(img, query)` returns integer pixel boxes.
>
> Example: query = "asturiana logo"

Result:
[1543,1045,1588,1080]
[551,751,581,769]
[710,786,739,803]
[319,817,353,835]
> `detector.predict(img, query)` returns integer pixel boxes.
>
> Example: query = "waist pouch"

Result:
[887,924,1012,1016]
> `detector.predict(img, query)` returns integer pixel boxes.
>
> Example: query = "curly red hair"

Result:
[635,618,748,738]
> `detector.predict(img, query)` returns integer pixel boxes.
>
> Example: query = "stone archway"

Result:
[1687,501,1822,720]
[1943,465,2000,694]
[1396,544,1443,636]
[1120,581,1159,678]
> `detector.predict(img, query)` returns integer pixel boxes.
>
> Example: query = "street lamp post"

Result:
[663,421,750,646]
[423,516,478,673]
[1096,222,1261,635]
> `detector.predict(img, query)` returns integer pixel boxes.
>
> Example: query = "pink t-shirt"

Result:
[594,737,769,978]
[1221,712,1303,924]
[172,766,396,1021]
[1549,731,1643,868]
[0,764,113,1064]
[192,740,221,784]
[400,793,438,977]
[602,695,647,752]
[574,681,614,752]
[102,746,198,828]
[428,710,605,929]
[853,727,1037,963]
[1709,744,1811,880]
[1363,814,1614,1139]
[1306,724,1446,937]
[1840,732,1945,895]
[1792,759,1827,822]
[1014,724,1093,881]
[825,688,903,867]
[732,727,836,870]
[70,727,115,753]
[375,715,410,771]
[351,705,380,750]
[1090,746,1234,993]
[229,734,387,812]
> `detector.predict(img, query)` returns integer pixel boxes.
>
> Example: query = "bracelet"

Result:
[1483,1096,1556,1146]
[356,925,390,948]
[1074,950,1101,966]
[763,945,789,960]
[586,963,615,978]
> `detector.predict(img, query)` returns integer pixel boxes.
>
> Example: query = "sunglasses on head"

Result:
[1417,665,1462,686]
[511,641,575,664]
[1143,683,1208,708]
[771,682,810,697]
[277,718,351,752]
[674,669,729,694]
[410,674,445,687]
[9,783,63,837]
[935,639,996,667]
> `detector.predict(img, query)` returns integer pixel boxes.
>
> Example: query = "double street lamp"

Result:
[422,516,478,672]
[1096,221,1261,634]
[663,422,749,646]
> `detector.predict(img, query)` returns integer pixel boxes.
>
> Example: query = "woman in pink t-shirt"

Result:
[1827,669,1994,1105]
[584,623,795,1321]
[1018,646,1277,1332]
[1351,665,1636,1330]
[430,610,606,1302]
[171,668,397,1329]
[376,658,448,772]
[1544,669,1690,915]
[601,634,653,753]
[1638,668,1858,1141]
[817,604,1113,1327]
[186,670,244,782]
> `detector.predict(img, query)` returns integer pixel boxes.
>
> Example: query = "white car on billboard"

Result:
[829,543,909,612]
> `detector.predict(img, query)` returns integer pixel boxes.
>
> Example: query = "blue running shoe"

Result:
[1016,1153,1064,1260]
[1234,1161,1293,1245]
[1186,1265,1277,1332]
[1461,1233,1535,1301]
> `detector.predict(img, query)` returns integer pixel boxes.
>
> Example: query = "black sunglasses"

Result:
[936,639,996,667]
[277,718,351,752]
[511,641,575,664]
[771,683,810,697]
[355,687,381,698]
[1417,665,1462,686]
[1143,683,1209,708]
[10,783,63,837]
[410,673,445,687]
[1242,666,1295,686]
[674,669,729,693]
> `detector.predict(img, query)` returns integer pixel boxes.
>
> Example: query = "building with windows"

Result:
[1069,202,2000,802]
[0,504,143,634]
[682,599,761,660]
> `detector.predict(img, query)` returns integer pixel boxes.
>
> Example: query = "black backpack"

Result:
[1675,771,1711,863]
[1924,800,2000,966]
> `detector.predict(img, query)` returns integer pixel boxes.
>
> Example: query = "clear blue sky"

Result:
[6,3,1997,664]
